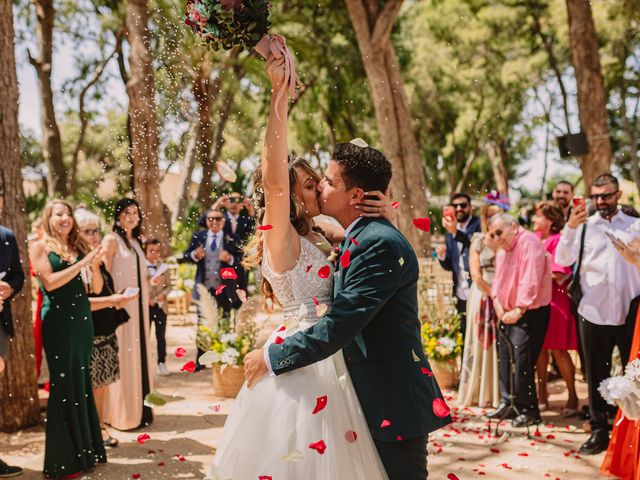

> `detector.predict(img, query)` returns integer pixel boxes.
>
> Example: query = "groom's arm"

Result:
[267,236,406,376]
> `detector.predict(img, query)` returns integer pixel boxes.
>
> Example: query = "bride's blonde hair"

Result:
[243,155,322,309]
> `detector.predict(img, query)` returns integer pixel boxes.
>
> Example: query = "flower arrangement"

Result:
[195,285,257,367]
[185,0,271,51]
[420,304,463,362]
[599,358,640,420]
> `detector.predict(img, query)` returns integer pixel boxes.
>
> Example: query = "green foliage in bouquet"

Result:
[421,304,463,362]
[185,0,271,51]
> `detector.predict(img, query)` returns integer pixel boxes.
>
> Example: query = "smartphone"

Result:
[573,196,586,209]
[443,205,455,221]
[605,231,624,248]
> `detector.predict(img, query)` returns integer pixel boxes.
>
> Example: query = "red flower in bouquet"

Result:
[219,0,241,9]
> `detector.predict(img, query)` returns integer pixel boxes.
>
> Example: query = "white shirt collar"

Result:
[344,217,363,239]
[458,217,472,231]
[208,229,224,240]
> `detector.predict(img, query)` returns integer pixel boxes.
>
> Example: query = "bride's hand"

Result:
[356,191,397,224]
[244,348,268,388]
[265,54,286,91]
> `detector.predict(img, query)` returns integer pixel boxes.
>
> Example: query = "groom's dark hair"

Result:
[332,143,392,193]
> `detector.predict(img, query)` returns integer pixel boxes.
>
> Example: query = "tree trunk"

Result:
[172,121,199,224]
[0,1,40,431]
[487,140,509,195]
[125,0,171,251]
[565,0,612,190]
[345,0,430,256]
[28,0,67,197]
[197,88,235,207]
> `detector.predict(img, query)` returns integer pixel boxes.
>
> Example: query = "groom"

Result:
[244,142,451,479]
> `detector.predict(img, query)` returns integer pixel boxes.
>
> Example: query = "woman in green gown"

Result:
[29,200,107,479]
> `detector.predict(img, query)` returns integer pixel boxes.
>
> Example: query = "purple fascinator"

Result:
[484,191,510,210]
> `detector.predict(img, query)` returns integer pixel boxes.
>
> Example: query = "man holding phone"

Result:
[556,173,640,455]
[437,192,481,342]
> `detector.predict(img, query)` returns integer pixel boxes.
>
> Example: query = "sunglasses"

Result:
[81,228,100,236]
[207,216,225,222]
[452,202,469,209]
[589,191,618,201]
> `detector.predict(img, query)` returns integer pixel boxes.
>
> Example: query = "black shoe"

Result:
[512,413,542,428]
[103,436,119,448]
[579,431,610,455]
[486,403,517,420]
[0,459,23,477]
[578,405,591,421]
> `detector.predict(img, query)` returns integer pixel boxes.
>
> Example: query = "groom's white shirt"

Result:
[263,217,364,375]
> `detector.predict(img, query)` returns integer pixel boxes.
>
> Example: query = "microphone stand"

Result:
[491,320,531,438]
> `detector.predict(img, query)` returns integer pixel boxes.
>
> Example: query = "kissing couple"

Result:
[207,53,451,480]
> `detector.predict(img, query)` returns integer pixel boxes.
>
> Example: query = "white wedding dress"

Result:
[208,236,388,480]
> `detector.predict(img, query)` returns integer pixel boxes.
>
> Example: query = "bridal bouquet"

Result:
[194,285,257,367]
[421,304,463,362]
[185,0,271,51]
[599,358,640,420]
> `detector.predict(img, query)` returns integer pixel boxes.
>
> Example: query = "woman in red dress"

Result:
[532,201,579,415]
[601,238,640,479]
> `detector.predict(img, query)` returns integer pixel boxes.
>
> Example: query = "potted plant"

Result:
[420,304,463,389]
[195,285,257,397]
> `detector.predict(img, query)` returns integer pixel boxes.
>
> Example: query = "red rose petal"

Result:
[276,325,286,332]
[132,474,141,479]
[421,367,434,376]
[209,404,221,412]
[432,398,451,418]
[175,347,186,358]
[312,395,328,414]
[345,431,358,443]
[158,462,165,467]
[490,448,500,454]
[220,268,237,280]
[317,265,331,279]
[391,202,400,209]
[258,477,272,480]
[412,217,431,232]
[274,336,285,345]
[447,474,460,480]
[136,433,150,444]
[349,237,359,246]
[518,452,529,457]
[215,284,226,295]
[257,225,273,231]
[312,296,319,305]
[380,419,391,428]
[305,265,313,273]
[340,250,351,268]
[308,439,327,454]
[396,435,404,441]
[180,360,196,373]
[178,456,186,462]
[44,382,50,392]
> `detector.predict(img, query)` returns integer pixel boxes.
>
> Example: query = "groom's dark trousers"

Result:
[268,218,451,479]
[375,436,429,480]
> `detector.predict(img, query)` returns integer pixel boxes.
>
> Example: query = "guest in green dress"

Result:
[29,199,107,479]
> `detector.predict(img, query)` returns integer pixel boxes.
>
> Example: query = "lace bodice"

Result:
[262,236,334,327]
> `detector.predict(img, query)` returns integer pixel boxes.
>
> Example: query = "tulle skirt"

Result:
[208,342,388,479]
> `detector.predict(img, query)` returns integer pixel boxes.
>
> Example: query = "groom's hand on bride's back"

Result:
[244,348,268,388]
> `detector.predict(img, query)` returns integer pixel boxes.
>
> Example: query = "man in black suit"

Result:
[184,208,242,368]
[213,192,255,293]
[0,190,25,477]
[437,192,481,342]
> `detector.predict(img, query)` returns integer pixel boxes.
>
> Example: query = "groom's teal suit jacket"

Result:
[268,217,452,442]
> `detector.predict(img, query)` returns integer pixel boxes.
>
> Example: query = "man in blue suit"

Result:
[437,192,481,342]
[0,190,26,477]
[183,207,242,368]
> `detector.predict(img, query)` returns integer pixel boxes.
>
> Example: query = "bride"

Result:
[207,53,396,479]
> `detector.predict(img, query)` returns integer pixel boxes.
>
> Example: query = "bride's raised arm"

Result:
[261,55,300,272]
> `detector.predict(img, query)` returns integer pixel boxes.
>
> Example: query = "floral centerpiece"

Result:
[420,304,463,389]
[195,285,257,397]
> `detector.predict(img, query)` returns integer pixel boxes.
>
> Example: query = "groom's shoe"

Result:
[512,412,542,428]
[486,403,517,420]
[579,431,610,455]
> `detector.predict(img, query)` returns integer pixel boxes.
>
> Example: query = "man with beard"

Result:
[437,192,481,342]
[552,181,575,221]
[556,173,640,455]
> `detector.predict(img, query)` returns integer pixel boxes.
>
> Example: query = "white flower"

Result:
[626,359,640,381]
[221,347,240,366]
[221,333,238,344]
[599,376,635,405]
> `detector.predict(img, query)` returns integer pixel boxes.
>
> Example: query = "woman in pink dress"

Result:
[532,201,579,415]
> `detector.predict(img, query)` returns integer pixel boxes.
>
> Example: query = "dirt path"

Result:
[0,313,609,479]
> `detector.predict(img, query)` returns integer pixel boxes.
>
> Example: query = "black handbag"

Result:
[92,270,131,337]
[567,225,587,304]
